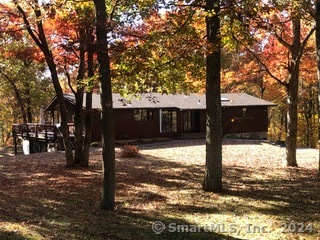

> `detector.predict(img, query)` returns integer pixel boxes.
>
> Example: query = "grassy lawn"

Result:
[0,139,319,240]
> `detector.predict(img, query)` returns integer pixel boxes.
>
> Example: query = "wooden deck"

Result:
[12,123,74,155]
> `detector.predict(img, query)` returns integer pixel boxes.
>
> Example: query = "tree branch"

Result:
[0,69,27,123]
[13,0,43,49]
[245,46,289,88]
[295,25,316,63]
[63,59,76,96]
[273,29,292,50]
[163,0,205,9]
[171,9,197,37]
[109,0,121,22]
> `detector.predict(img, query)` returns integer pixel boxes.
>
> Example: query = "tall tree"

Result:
[83,43,95,167]
[93,0,116,211]
[316,0,320,177]
[0,32,54,143]
[228,0,314,166]
[285,17,301,167]
[10,0,74,166]
[57,1,96,167]
[262,5,315,167]
[203,0,223,192]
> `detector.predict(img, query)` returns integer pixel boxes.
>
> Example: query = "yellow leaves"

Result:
[0,222,43,240]
[205,9,217,18]
[224,71,236,81]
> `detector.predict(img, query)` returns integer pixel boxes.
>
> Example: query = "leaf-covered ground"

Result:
[0,139,319,240]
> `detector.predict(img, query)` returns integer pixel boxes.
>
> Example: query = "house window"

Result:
[134,109,148,121]
[183,111,192,132]
[160,109,177,133]
[53,110,60,124]
[148,110,153,121]
[242,108,247,118]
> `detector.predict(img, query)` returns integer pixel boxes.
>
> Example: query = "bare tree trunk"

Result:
[82,91,92,167]
[74,28,86,165]
[24,82,32,123]
[203,0,223,192]
[285,18,300,167]
[0,71,28,123]
[305,113,310,147]
[74,89,85,164]
[316,0,320,177]
[47,60,75,167]
[311,88,317,148]
[14,0,74,166]
[94,0,116,211]
[82,41,95,167]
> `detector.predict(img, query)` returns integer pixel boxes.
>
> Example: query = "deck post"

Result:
[26,124,29,138]
[13,128,17,155]
[45,125,48,141]
[54,126,57,142]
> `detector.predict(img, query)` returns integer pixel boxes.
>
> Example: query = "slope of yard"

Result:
[0,139,319,240]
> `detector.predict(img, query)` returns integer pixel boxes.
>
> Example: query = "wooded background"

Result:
[0,0,318,148]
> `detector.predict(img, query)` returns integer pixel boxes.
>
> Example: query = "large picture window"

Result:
[134,109,154,121]
[160,109,177,133]
[134,109,148,121]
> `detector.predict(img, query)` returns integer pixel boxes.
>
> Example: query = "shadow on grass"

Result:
[137,138,265,151]
[223,166,320,222]
[0,146,21,157]
[0,152,243,240]
[0,148,319,239]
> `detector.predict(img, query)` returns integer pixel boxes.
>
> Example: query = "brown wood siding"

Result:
[91,110,102,142]
[222,106,269,134]
[177,111,182,133]
[48,101,270,141]
[113,106,270,140]
[179,107,269,136]
[199,110,206,133]
[114,109,159,140]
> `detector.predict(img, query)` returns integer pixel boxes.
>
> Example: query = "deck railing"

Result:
[12,123,75,155]
[12,123,59,141]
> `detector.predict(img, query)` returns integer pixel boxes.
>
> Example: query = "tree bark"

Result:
[24,81,32,123]
[74,89,85,164]
[14,0,74,166]
[74,28,86,165]
[316,0,320,177]
[82,40,95,167]
[94,0,116,211]
[203,0,223,192]
[82,91,92,167]
[0,71,27,123]
[47,58,75,167]
[285,18,300,167]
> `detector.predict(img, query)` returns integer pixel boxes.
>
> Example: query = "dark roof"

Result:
[44,93,77,111]
[112,93,276,109]
[45,92,276,111]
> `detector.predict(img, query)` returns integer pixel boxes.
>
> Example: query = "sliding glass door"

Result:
[160,109,177,133]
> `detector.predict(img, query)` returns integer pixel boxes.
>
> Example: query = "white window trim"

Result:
[159,109,163,133]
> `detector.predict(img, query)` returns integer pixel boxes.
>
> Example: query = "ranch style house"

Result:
[44,92,276,141]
